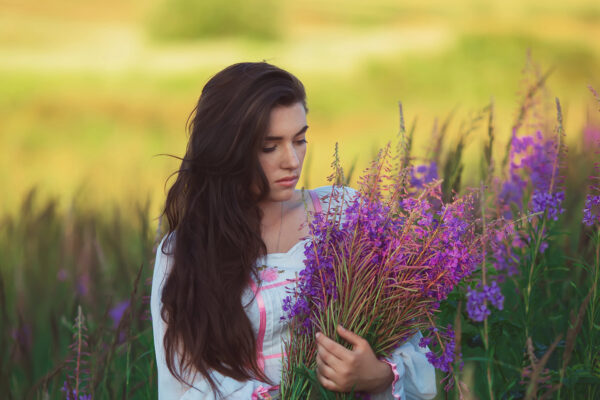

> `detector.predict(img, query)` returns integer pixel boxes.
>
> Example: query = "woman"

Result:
[150,62,437,399]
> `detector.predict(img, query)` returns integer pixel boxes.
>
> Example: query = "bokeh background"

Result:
[2,0,599,217]
[2,0,600,398]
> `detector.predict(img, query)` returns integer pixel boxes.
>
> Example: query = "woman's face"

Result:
[258,101,308,203]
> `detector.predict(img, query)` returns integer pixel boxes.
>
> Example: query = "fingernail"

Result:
[316,332,321,339]
[338,325,345,331]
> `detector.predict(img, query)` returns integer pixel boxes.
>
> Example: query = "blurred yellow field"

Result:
[1,0,599,217]
[2,2,600,398]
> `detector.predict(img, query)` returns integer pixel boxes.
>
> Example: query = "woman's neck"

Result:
[258,190,301,226]
[258,190,309,254]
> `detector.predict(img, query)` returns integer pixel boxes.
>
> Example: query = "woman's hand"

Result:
[315,325,394,394]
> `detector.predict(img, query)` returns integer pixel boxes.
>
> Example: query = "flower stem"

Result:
[480,183,494,400]
[588,230,600,367]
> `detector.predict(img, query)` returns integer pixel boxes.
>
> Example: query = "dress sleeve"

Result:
[150,235,273,400]
[370,331,437,400]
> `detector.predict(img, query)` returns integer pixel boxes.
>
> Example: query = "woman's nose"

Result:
[281,143,300,169]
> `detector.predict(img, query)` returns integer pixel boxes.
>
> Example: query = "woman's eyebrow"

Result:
[264,125,309,141]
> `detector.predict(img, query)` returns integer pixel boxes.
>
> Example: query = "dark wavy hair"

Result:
[160,62,307,394]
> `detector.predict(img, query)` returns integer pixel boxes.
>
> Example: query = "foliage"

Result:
[2,58,600,399]
[0,193,160,399]
[146,0,282,41]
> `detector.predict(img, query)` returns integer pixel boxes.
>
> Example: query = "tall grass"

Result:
[0,192,161,399]
[428,62,600,398]
[2,61,599,398]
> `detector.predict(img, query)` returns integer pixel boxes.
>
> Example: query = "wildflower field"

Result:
[3,56,600,398]
[2,0,600,398]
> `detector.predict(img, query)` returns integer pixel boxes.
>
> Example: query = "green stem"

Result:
[588,230,600,366]
[480,183,494,400]
[524,218,546,339]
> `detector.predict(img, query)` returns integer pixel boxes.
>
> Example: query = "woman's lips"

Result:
[275,176,298,187]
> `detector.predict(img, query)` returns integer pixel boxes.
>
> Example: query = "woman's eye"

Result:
[296,139,308,145]
[262,146,276,153]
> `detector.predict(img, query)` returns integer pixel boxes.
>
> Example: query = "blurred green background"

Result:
[2,1,600,398]
[1,0,599,217]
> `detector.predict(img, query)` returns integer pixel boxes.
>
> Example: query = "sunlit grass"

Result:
[1,0,599,219]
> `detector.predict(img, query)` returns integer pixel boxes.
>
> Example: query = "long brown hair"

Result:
[160,62,307,393]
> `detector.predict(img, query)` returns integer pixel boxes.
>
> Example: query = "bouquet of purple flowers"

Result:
[280,146,484,399]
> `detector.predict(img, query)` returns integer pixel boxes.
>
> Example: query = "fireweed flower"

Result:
[466,288,490,322]
[61,381,92,400]
[583,194,600,226]
[582,136,599,226]
[282,175,483,396]
[466,281,504,322]
[410,162,438,189]
[498,131,532,218]
[489,222,522,278]
[531,191,565,221]
[64,307,90,400]
[109,300,130,329]
[424,325,459,373]
[499,130,565,221]
[583,122,600,149]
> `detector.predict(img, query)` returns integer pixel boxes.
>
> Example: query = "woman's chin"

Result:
[269,187,297,202]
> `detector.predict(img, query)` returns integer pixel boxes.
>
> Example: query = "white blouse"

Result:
[151,186,437,399]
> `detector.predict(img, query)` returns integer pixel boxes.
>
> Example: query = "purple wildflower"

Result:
[466,288,490,322]
[425,326,458,373]
[109,300,130,329]
[583,122,600,149]
[57,269,68,281]
[499,129,564,221]
[419,335,432,349]
[466,281,504,322]
[498,130,532,217]
[76,273,90,297]
[489,221,522,278]
[283,155,482,396]
[410,162,438,189]
[10,322,32,360]
[61,381,92,400]
[583,194,600,226]
[531,190,565,221]
[483,281,504,310]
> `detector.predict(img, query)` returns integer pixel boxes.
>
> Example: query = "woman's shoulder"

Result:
[310,185,358,198]
[157,231,176,254]
[309,185,359,209]
[152,232,176,286]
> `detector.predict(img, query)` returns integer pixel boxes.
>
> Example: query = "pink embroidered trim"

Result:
[251,384,280,399]
[249,280,266,371]
[382,359,401,400]
[261,278,298,291]
[308,190,322,213]
[263,352,287,360]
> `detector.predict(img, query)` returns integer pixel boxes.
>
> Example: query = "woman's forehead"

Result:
[266,103,307,139]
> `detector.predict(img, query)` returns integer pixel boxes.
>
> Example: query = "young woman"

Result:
[150,62,437,399]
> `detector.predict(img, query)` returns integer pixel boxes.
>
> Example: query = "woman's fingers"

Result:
[316,331,350,361]
[336,325,368,349]
[316,352,336,379]
[317,371,341,392]
[317,343,343,370]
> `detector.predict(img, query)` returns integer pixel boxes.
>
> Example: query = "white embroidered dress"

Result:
[151,186,437,400]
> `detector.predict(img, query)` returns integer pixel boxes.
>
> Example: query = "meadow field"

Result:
[1,0,600,398]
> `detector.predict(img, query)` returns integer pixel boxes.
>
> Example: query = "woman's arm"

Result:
[314,325,395,393]
[315,327,436,400]
[151,235,271,400]
[370,331,437,400]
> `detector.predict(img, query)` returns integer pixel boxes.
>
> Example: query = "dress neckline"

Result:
[265,237,310,258]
